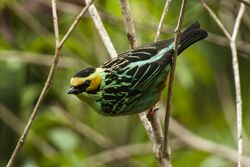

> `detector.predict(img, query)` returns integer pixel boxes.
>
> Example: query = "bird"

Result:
[67,21,208,116]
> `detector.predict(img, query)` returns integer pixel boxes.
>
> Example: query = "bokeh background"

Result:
[0,0,250,166]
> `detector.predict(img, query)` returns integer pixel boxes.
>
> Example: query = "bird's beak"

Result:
[67,87,81,95]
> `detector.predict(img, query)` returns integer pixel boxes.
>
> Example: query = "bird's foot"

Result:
[147,107,159,119]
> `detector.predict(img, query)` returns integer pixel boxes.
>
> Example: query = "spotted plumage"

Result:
[68,21,208,116]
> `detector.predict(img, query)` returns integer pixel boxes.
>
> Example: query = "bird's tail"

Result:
[178,21,208,54]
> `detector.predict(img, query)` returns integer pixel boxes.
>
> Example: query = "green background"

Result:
[0,0,249,166]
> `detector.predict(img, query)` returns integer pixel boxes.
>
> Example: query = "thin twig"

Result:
[85,0,117,58]
[230,3,245,167]
[6,1,92,166]
[232,4,245,41]
[155,0,172,41]
[199,0,231,40]
[59,1,93,48]
[163,0,188,165]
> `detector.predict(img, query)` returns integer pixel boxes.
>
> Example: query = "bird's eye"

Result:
[84,80,91,87]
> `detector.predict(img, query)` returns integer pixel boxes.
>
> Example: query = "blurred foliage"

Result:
[0,0,250,167]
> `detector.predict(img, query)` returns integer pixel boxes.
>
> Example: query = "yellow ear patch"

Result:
[86,75,102,91]
[70,77,85,87]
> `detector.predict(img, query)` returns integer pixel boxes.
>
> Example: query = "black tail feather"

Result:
[137,21,207,54]
[182,21,200,34]
[178,21,208,54]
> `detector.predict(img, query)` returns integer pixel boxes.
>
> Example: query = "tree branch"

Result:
[230,3,245,167]
[119,0,138,48]
[155,0,172,41]
[199,1,245,166]
[163,1,188,166]
[85,0,117,58]
[199,0,231,40]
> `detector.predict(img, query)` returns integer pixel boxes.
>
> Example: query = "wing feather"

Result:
[101,45,169,114]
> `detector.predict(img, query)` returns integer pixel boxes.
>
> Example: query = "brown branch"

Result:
[6,1,92,166]
[163,0,188,166]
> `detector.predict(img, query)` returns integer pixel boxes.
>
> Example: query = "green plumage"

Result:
[68,21,208,116]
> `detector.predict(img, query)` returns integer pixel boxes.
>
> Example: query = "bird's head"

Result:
[68,67,104,96]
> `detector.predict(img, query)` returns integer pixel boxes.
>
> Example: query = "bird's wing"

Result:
[102,46,172,114]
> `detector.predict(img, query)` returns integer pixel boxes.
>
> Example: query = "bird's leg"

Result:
[147,107,159,120]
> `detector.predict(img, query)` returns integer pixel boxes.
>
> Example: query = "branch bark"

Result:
[200,1,245,166]
[119,0,138,48]
[230,3,245,167]
[85,0,117,58]
[162,1,188,166]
